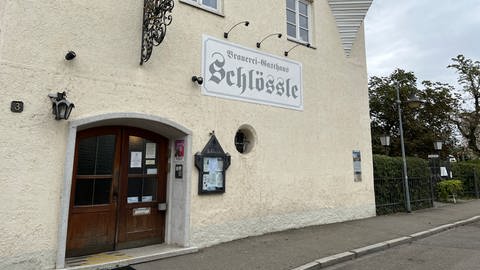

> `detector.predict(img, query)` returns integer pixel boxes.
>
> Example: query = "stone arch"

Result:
[56,113,192,268]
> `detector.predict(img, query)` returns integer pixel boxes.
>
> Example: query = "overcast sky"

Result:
[364,0,480,88]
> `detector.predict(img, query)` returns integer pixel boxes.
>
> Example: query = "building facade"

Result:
[0,0,374,269]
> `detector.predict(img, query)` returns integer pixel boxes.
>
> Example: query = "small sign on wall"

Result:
[353,150,362,182]
[11,101,24,113]
[175,140,185,161]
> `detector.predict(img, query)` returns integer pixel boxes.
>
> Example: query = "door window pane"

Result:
[128,136,157,175]
[128,178,143,203]
[142,178,158,200]
[77,135,116,175]
[127,177,157,203]
[75,180,94,205]
[95,136,116,174]
[75,134,115,206]
[74,179,112,206]
[93,179,111,204]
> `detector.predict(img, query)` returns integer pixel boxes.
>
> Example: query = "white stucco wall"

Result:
[0,0,374,269]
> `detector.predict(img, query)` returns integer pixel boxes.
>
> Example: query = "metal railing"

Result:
[374,176,434,215]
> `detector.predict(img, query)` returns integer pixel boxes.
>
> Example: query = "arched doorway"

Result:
[67,126,168,256]
[56,113,192,267]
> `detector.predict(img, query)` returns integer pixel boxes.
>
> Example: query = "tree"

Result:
[369,69,459,158]
[448,55,480,156]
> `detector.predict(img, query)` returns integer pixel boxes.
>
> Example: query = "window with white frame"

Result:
[286,0,311,43]
[182,0,220,12]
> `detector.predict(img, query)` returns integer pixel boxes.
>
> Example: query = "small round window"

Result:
[234,125,256,154]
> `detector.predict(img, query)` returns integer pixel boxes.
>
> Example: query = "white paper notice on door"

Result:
[145,143,156,159]
[130,151,142,168]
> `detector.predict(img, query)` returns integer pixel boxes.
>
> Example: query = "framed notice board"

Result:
[195,134,231,194]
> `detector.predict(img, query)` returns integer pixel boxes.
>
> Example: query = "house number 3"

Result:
[10,101,24,113]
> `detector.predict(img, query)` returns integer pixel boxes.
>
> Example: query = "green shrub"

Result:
[450,162,480,197]
[437,180,463,202]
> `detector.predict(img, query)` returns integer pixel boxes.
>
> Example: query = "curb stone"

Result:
[350,242,388,258]
[315,252,355,268]
[384,236,412,248]
[290,216,480,270]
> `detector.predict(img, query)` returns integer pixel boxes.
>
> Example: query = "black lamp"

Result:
[284,43,310,57]
[406,93,425,109]
[48,91,75,120]
[256,33,282,48]
[224,21,250,39]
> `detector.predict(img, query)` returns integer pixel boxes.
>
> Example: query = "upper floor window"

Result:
[286,0,311,43]
[182,0,220,12]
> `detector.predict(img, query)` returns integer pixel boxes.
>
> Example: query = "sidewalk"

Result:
[132,200,480,270]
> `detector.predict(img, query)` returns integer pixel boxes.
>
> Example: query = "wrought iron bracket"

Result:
[140,0,174,65]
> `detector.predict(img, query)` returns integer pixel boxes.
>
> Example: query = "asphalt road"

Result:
[327,221,480,270]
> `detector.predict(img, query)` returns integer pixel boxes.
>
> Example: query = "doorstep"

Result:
[60,244,198,270]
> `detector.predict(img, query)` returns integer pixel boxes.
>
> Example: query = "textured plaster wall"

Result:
[0,0,374,268]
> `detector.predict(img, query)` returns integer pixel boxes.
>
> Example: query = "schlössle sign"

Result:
[202,35,303,110]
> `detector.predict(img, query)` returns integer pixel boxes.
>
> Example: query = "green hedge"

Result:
[450,162,480,197]
[373,155,430,179]
[373,155,432,215]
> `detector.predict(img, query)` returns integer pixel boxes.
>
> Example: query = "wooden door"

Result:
[66,127,168,257]
[66,127,121,257]
[116,128,168,249]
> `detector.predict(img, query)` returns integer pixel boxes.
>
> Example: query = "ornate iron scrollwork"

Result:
[140,0,174,65]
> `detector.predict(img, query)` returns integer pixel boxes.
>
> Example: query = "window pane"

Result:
[128,136,157,175]
[95,135,116,174]
[128,178,142,203]
[286,0,295,10]
[75,180,93,205]
[299,15,308,29]
[300,28,309,42]
[127,177,158,203]
[77,135,116,175]
[142,177,158,201]
[93,179,111,204]
[287,23,296,38]
[287,10,296,24]
[202,0,217,9]
[299,2,308,15]
[128,136,144,174]
[77,137,96,175]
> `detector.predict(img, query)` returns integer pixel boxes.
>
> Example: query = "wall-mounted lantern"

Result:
[224,21,250,39]
[48,91,75,120]
[256,33,282,48]
[195,133,231,194]
[284,43,310,57]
